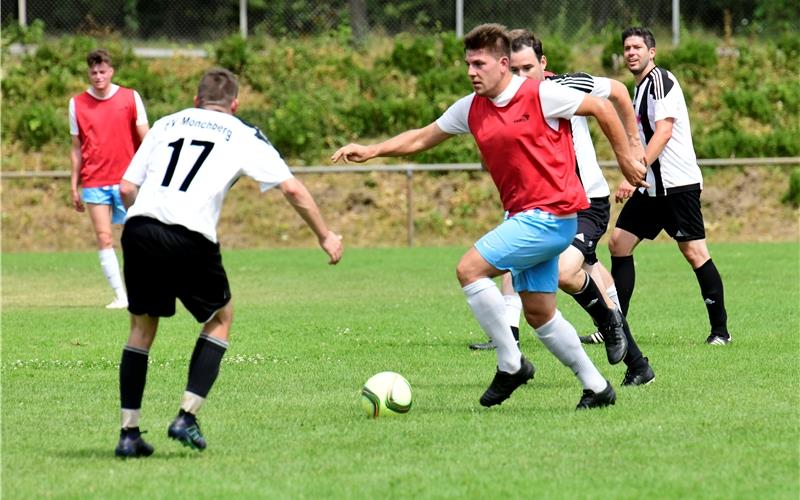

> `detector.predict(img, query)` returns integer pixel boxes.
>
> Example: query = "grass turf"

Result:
[2,243,798,498]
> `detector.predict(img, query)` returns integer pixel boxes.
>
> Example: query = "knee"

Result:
[96,231,114,249]
[681,244,710,268]
[456,259,478,286]
[608,235,624,256]
[558,267,583,294]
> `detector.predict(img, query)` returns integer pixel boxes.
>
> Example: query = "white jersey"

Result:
[123,107,293,243]
[548,73,612,198]
[634,67,702,196]
[436,75,585,134]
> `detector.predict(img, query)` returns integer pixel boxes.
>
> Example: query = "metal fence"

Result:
[3,0,794,43]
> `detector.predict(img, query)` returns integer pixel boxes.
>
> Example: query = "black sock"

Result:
[569,272,614,326]
[621,315,646,368]
[611,255,636,316]
[120,346,149,413]
[510,326,519,342]
[693,259,729,336]
[186,335,228,398]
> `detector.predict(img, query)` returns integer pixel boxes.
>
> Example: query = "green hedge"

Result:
[2,29,799,164]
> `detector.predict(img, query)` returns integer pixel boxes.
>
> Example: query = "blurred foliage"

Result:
[2,27,799,164]
[783,168,800,208]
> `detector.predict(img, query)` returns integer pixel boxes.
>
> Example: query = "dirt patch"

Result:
[1,166,797,252]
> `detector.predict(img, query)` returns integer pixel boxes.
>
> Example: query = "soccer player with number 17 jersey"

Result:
[113,68,343,458]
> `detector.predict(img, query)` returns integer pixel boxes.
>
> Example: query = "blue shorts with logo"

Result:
[82,185,126,224]
[475,209,577,293]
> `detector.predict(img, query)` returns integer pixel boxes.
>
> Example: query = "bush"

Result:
[657,37,718,81]
[782,168,800,207]
[14,103,64,150]
[214,34,252,74]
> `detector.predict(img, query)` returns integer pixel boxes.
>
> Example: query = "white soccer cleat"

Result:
[105,297,129,309]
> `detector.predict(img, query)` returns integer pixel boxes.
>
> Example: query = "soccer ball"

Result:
[361,371,412,418]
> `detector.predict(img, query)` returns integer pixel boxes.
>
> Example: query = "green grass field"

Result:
[2,243,798,498]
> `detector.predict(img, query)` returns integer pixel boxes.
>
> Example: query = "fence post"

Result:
[455,0,464,38]
[406,168,414,247]
[672,0,680,46]
[240,0,248,38]
[18,0,26,27]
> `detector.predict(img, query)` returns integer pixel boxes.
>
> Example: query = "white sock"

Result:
[99,248,126,300]
[503,293,522,329]
[463,278,522,373]
[121,408,140,429]
[181,391,206,415]
[534,310,606,392]
[606,285,621,312]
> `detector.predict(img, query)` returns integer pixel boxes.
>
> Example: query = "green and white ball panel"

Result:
[361,371,412,418]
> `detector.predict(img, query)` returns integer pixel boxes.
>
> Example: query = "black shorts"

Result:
[121,216,231,322]
[572,197,611,265]
[615,188,706,242]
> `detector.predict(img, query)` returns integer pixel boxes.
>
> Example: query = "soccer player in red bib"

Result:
[69,49,149,309]
[333,24,648,409]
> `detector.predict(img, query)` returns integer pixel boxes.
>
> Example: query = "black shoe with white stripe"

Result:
[579,331,604,344]
[706,333,732,345]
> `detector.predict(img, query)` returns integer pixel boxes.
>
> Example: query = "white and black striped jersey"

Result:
[123,107,293,243]
[547,72,611,199]
[634,66,702,196]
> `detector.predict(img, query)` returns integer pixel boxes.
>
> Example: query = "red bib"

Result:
[468,79,588,216]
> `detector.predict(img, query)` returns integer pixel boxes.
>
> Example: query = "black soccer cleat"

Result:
[576,381,616,410]
[598,310,628,365]
[469,340,497,350]
[622,357,655,386]
[479,356,535,407]
[579,331,605,344]
[706,333,732,346]
[115,428,154,458]
[168,410,207,451]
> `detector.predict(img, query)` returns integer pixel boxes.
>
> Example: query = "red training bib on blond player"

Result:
[467,79,588,216]
[74,87,142,188]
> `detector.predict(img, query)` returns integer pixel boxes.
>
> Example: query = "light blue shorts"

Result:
[474,209,577,293]
[82,185,126,224]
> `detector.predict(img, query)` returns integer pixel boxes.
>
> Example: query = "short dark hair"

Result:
[196,68,239,108]
[464,23,510,60]
[86,49,112,68]
[508,29,544,59]
[622,27,656,49]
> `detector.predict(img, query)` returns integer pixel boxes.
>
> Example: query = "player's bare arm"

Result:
[69,135,84,212]
[136,123,150,143]
[645,118,674,167]
[607,79,646,164]
[119,179,140,209]
[575,95,648,188]
[279,178,343,265]
[331,122,451,163]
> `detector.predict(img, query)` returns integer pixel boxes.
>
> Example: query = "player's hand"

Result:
[331,144,373,164]
[629,139,646,169]
[320,231,343,265]
[615,180,636,203]
[620,156,650,190]
[71,189,84,212]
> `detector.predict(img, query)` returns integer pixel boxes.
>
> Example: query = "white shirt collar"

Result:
[87,83,120,100]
